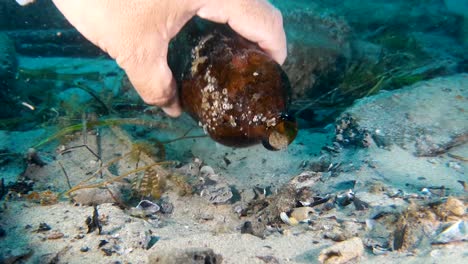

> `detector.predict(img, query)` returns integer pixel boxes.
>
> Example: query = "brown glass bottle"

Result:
[171,19,297,150]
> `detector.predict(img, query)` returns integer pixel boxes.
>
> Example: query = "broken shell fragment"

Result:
[290,207,314,222]
[433,220,468,244]
[280,212,298,226]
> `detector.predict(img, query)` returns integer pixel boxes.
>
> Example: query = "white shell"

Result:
[16,0,35,6]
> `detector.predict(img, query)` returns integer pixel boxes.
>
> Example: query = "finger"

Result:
[197,0,287,64]
[161,96,183,117]
[119,53,182,117]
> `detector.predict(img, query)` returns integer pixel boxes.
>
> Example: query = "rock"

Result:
[117,222,153,250]
[278,6,352,100]
[335,114,372,148]
[318,237,364,264]
[433,220,468,244]
[290,207,314,222]
[72,183,125,206]
[199,165,216,178]
[200,184,233,204]
[47,231,64,240]
[347,74,468,154]
[148,247,222,264]
[445,197,466,217]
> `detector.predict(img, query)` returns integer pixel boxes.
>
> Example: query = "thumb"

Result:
[119,50,182,118]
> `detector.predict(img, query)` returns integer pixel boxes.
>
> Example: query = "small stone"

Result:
[445,197,466,217]
[200,184,233,204]
[200,166,215,177]
[197,212,214,221]
[101,248,113,256]
[37,222,51,232]
[160,201,174,214]
[74,234,85,239]
[72,184,124,206]
[290,207,314,222]
[433,221,468,244]
[47,231,64,240]
[80,246,89,252]
[318,237,364,264]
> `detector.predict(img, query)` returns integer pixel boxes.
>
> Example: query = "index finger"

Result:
[197,0,287,64]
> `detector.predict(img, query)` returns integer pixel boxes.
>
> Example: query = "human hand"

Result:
[52,0,287,117]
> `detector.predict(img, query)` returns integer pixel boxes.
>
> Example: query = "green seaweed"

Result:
[33,117,168,149]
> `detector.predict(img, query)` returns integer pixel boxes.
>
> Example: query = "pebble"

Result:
[445,197,466,217]
[290,207,314,222]
[37,222,51,232]
[318,237,364,264]
[80,246,89,252]
[47,231,64,240]
[433,220,468,244]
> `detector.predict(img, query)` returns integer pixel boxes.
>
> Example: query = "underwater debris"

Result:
[47,231,64,240]
[290,206,315,222]
[132,167,167,200]
[179,20,297,150]
[128,200,161,218]
[26,148,46,167]
[335,190,370,211]
[334,113,372,148]
[26,190,58,205]
[241,171,322,236]
[433,220,468,244]
[318,237,364,264]
[36,222,51,232]
[435,197,466,220]
[200,184,233,205]
[85,205,102,235]
[6,179,34,196]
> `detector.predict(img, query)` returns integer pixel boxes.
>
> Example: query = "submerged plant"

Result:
[132,167,167,199]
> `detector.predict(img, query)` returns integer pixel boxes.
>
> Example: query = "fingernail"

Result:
[161,97,182,117]
[162,106,182,117]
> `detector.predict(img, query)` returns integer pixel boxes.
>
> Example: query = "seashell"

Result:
[290,207,314,222]
[129,200,161,217]
[280,212,298,226]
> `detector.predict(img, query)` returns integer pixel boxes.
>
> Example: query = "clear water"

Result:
[0,1,467,263]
